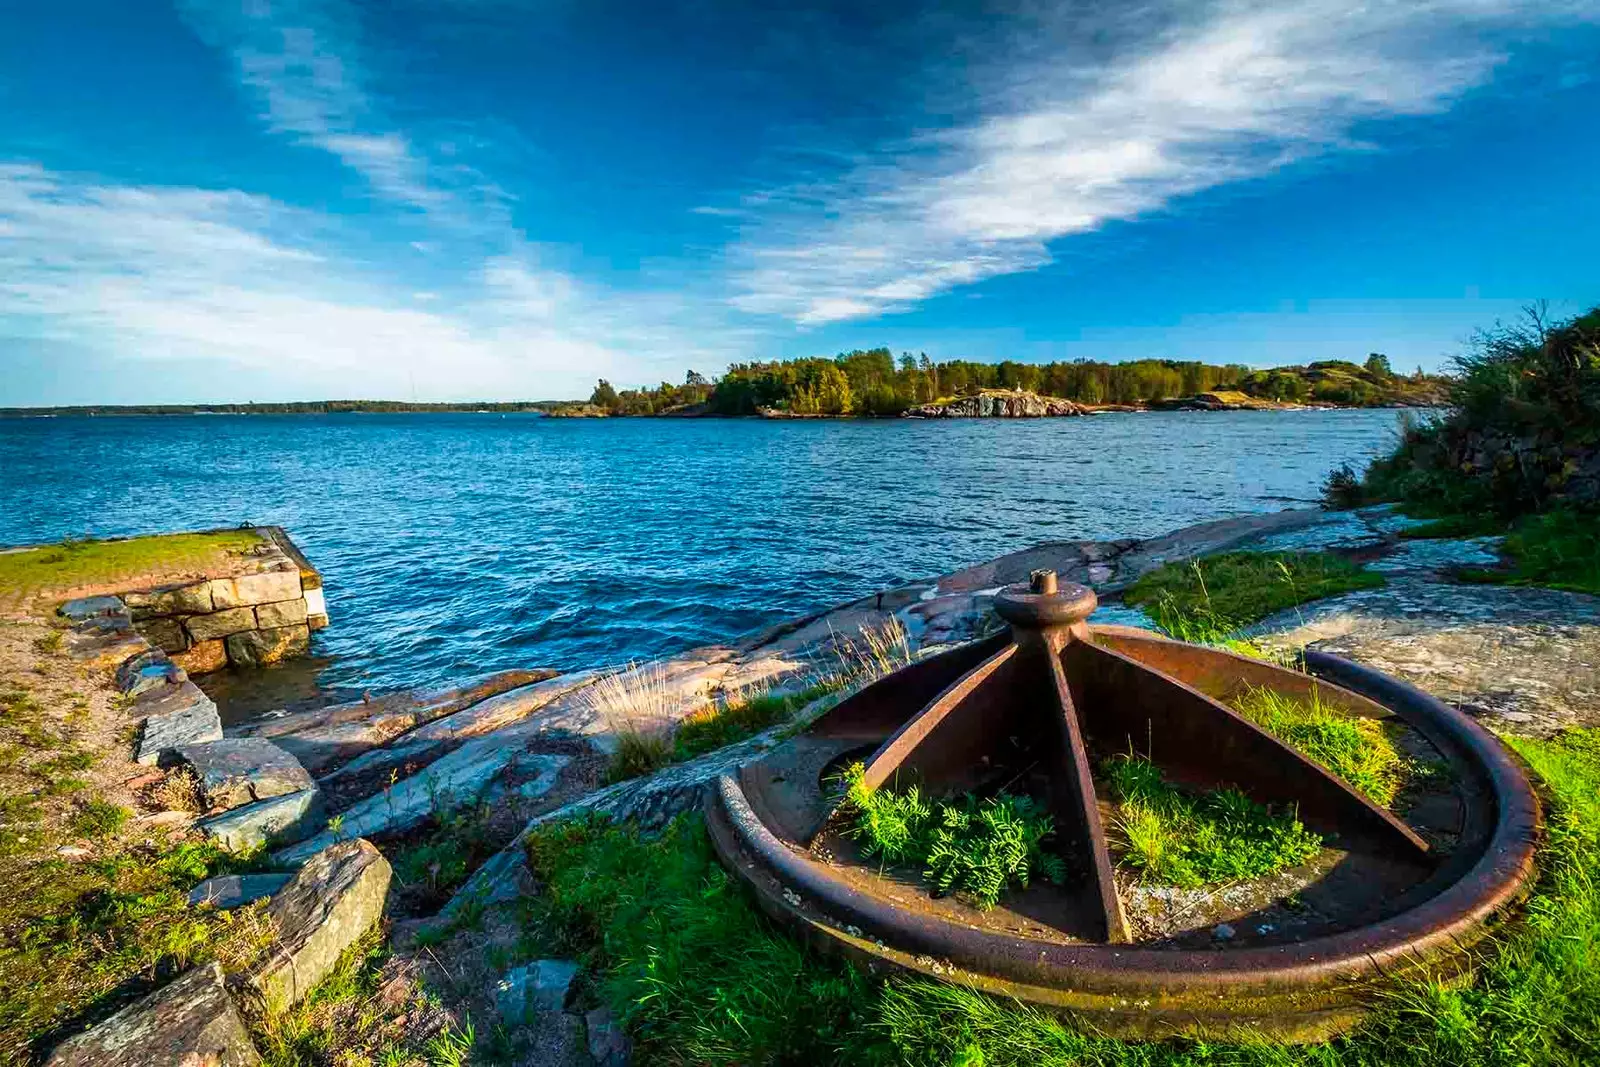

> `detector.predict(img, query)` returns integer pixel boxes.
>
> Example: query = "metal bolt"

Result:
[1030,569,1058,595]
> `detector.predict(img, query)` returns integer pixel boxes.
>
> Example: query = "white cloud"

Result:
[0,163,702,399]
[729,0,1597,325]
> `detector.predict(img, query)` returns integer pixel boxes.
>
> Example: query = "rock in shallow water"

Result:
[45,961,260,1066]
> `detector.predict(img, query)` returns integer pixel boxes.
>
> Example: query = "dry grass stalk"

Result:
[152,767,203,813]
[831,615,913,686]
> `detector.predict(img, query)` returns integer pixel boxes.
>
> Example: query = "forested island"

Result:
[570,349,1447,417]
[2,349,1446,419]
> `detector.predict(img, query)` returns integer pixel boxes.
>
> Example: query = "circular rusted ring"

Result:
[705,636,1540,1037]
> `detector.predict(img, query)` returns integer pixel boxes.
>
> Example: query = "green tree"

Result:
[1365,352,1393,379]
[590,379,620,410]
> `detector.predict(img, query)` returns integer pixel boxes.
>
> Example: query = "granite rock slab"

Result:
[174,738,314,811]
[495,959,579,1023]
[116,648,186,698]
[135,684,223,765]
[185,607,258,643]
[210,570,302,610]
[57,595,126,621]
[125,581,215,618]
[44,961,260,1066]
[188,873,294,909]
[199,788,326,851]
[249,839,392,1014]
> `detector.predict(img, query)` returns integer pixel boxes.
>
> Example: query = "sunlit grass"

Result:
[1228,685,1409,806]
[0,529,263,601]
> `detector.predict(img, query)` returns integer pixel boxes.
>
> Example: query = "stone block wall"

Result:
[126,527,328,674]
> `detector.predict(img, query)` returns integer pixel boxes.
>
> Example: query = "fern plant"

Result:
[838,762,1066,909]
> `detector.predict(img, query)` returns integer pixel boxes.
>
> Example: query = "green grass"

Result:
[1457,508,1600,596]
[0,529,263,601]
[603,728,675,784]
[1103,755,1323,888]
[523,814,881,1065]
[1124,551,1385,638]
[1396,512,1507,540]
[515,726,1600,1066]
[673,682,840,762]
[1228,685,1409,806]
[839,762,1066,909]
[0,837,273,1060]
[391,803,498,910]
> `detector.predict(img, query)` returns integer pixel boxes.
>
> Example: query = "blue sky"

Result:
[2,1,1598,404]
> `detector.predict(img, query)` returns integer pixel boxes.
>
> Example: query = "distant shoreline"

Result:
[0,395,1443,420]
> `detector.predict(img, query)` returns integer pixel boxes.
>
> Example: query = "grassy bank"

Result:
[1122,550,1384,645]
[517,727,1600,1066]
[0,529,263,603]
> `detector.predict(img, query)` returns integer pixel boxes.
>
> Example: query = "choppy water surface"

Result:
[0,411,1404,691]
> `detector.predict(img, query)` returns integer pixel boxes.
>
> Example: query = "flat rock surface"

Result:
[188,872,294,909]
[200,787,326,851]
[251,839,392,1014]
[175,737,314,811]
[45,962,260,1066]
[135,684,223,765]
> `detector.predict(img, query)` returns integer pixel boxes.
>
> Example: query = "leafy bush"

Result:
[839,763,1065,909]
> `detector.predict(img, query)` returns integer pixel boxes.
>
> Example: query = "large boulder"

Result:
[45,962,260,1066]
[172,738,314,812]
[248,839,392,1014]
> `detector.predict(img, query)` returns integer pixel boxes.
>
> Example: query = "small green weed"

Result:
[839,763,1065,909]
[1104,755,1322,888]
[1229,685,1409,806]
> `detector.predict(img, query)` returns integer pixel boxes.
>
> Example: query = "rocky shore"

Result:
[13,502,1598,1064]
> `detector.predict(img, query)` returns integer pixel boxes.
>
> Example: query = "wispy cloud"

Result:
[730,0,1596,326]
[0,162,722,399]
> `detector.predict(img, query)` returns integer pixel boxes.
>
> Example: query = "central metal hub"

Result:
[704,577,1541,1041]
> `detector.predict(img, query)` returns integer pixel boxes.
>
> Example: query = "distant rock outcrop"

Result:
[905,390,1088,418]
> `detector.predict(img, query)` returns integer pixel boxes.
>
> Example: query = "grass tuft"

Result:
[1228,685,1409,806]
[673,681,841,762]
[1104,755,1322,888]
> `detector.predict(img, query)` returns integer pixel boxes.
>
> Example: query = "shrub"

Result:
[839,763,1066,909]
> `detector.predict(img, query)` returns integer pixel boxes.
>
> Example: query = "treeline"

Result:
[587,349,1445,416]
[0,400,564,417]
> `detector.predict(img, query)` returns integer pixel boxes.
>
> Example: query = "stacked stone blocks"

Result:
[124,526,328,673]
